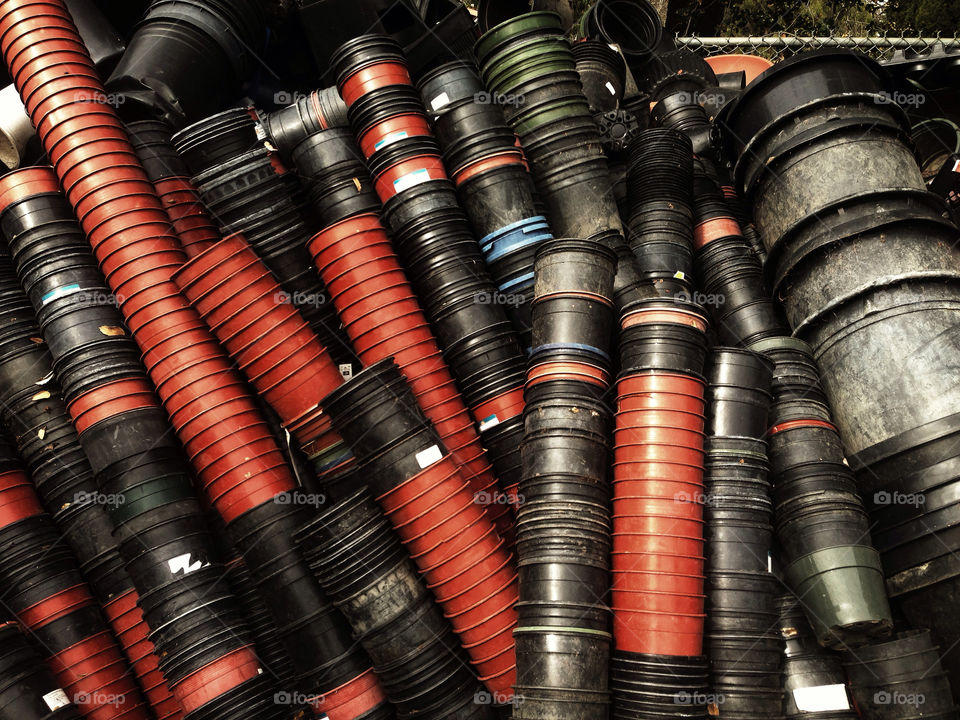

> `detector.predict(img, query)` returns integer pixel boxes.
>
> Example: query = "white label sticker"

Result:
[168,553,208,576]
[374,131,409,151]
[339,364,354,380]
[43,690,70,711]
[430,92,451,111]
[415,444,443,469]
[605,81,617,95]
[41,283,82,306]
[393,168,432,193]
[479,414,500,432]
[793,685,850,713]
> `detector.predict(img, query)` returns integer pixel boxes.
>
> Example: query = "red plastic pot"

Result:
[452,150,525,186]
[445,580,517,643]
[617,372,705,397]
[611,479,704,504]
[615,408,705,431]
[170,646,262,714]
[323,255,408,296]
[8,36,89,80]
[621,304,709,332]
[612,608,704,656]
[617,391,705,415]
[611,497,704,521]
[414,517,495,572]
[611,531,703,557]
[308,212,388,257]
[0,471,44,527]
[347,309,433,349]
[314,668,386,720]
[20,67,102,111]
[610,550,704,575]
[85,206,172,248]
[373,154,446,201]
[43,117,127,163]
[18,585,92,627]
[614,441,704,466]
[29,86,115,130]
[611,569,704,595]
[472,388,525,428]
[430,549,515,608]
[332,279,417,319]
[166,383,258,431]
[203,467,294,524]
[68,379,160,434]
[611,513,703,537]
[71,179,158,218]
[611,460,704,485]
[340,62,412,106]
[613,426,705,449]
[356,327,439,365]
[609,589,705,615]
[358,113,432,157]
[0,165,59,212]
[124,297,196,340]
[526,360,610,389]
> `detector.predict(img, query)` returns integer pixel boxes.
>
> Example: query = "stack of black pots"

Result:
[779,593,858,720]
[721,51,960,673]
[624,128,696,298]
[106,0,267,127]
[842,631,959,720]
[331,35,528,493]
[476,12,622,239]
[637,49,718,161]
[704,348,782,718]
[571,40,626,114]
[418,59,552,349]
[692,161,787,346]
[263,86,350,159]
[0,617,84,720]
[291,127,380,230]
[749,337,892,648]
[297,486,487,720]
[596,229,657,318]
[577,0,664,77]
[513,239,617,720]
[174,113,359,380]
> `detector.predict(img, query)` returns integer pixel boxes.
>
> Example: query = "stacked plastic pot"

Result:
[0,448,149,720]
[172,110,357,375]
[751,335,892,647]
[779,594,857,720]
[106,0,267,126]
[704,348,782,718]
[692,162,787,346]
[578,0,663,76]
[263,86,350,158]
[319,360,518,697]
[841,631,959,720]
[610,295,711,720]
[126,119,221,259]
[721,51,960,653]
[297,486,488,719]
[638,49,718,160]
[476,12,622,238]
[307,208,514,531]
[328,37,527,518]
[0,617,84,720]
[418,59,552,348]
[172,232,350,477]
[512,239,616,719]
[624,128,695,298]
[571,40,626,114]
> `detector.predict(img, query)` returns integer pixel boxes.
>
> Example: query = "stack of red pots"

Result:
[610,296,713,719]
[309,213,514,538]
[172,232,350,476]
[321,360,518,699]
[0,457,149,720]
[126,119,221,260]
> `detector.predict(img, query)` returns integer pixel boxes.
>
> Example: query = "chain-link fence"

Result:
[675,33,960,62]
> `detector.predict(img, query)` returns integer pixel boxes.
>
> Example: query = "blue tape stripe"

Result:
[498,271,535,294]
[530,342,611,362]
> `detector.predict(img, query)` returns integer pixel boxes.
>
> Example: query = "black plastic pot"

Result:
[264,87,349,159]
[418,60,486,116]
[572,40,625,113]
[706,348,774,439]
[171,107,261,175]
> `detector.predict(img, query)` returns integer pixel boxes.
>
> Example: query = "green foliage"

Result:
[885,0,960,32]
[716,0,881,36]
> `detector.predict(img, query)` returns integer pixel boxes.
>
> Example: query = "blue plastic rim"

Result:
[480,215,552,260]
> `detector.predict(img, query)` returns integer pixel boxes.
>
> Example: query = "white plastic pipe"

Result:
[0,83,35,169]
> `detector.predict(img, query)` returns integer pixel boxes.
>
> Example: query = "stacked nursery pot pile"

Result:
[126,119,221,259]
[172,232,351,478]
[513,239,616,719]
[609,295,711,720]
[0,449,149,720]
[571,40,626,114]
[0,180,181,719]
[703,348,782,718]
[418,59,552,348]
[779,593,858,720]
[722,50,960,651]
[0,4,326,714]
[692,161,787,346]
[624,128,696,298]
[578,0,663,77]
[749,337,892,647]
[637,49,718,160]
[331,35,528,513]
[308,209,515,531]
[263,86,350,159]
[173,111,357,373]
[297,486,488,719]
[842,631,959,720]
[0,617,84,720]
[291,128,381,230]
[320,360,519,698]
[476,12,622,238]
[106,0,267,126]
